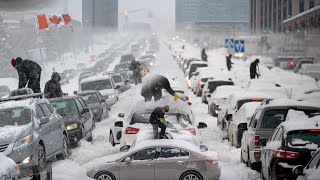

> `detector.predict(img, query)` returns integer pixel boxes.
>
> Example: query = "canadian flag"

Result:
[36,14,73,31]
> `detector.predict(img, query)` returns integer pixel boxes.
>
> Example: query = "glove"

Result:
[173,92,180,102]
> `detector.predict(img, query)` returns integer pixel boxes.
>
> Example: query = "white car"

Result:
[295,149,320,180]
[227,102,261,148]
[299,64,320,80]
[201,79,234,103]
[185,62,208,88]
[208,86,243,117]
[79,75,119,106]
[109,97,207,147]
[188,67,211,92]
[108,73,131,93]
[0,153,19,180]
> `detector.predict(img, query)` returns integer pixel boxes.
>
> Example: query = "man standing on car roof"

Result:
[141,74,180,102]
[11,57,42,93]
[149,105,170,139]
[250,59,260,79]
[44,72,63,99]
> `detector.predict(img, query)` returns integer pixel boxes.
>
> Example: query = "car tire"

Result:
[32,144,46,180]
[180,171,203,180]
[56,135,69,160]
[208,106,212,115]
[247,149,252,168]
[240,150,245,164]
[94,171,116,180]
[109,132,115,146]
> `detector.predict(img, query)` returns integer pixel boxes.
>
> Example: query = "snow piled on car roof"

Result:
[0,98,37,109]
[242,102,261,119]
[281,110,320,132]
[134,139,201,153]
[80,75,111,84]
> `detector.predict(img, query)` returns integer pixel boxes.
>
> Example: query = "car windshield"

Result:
[112,76,123,83]
[130,113,190,126]
[51,99,78,116]
[261,109,320,129]
[237,99,264,110]
[286,130,320,149]
[0,107,31,127]
[81,79,113,91]
[208,81,234,93]
[79,94,99,104]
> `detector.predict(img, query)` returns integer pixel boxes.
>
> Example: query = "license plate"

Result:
[311,151,316,156]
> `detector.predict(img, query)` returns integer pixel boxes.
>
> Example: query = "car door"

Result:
[39,103,63,153]
[97,92,108,115]
[119,148,157,180]
[77,98,93,134]
[73,98,86,132]
[36,104,55,156]
[155,147,190,180]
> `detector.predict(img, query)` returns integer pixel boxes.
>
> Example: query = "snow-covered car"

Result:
[109,73,130,93]
[241,99,320,170]
[0,153,19,180]
[79,75,119,106]
[293,58,316,73]
[246,78,280,89]
[185,62,208,88]
[120,53,135,64]
[114,62,130,72]
[294,149,320,180]
[227,102,261,148]
[299,64,320,80]
[84,139,220,180]
[59,72,70,85]
[201,79,234,103]
[182,58,201,73]
[218,91,274,131]
[260,110,320,180]
[0,96,68,179]
[189,67,211,92]
[50,96,95,145]
[0,85,10,98]
[109,97,207,147]
[77,90,109,121]
[208,86,243,117]
[78,72,94,83]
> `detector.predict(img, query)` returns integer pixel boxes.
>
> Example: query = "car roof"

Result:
[80,75,111,84]
[0,98,44,109]
[133,139,201,153]
[77,90,99,95]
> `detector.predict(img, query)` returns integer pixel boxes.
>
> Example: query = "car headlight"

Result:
[107,95,115,99]
[14,135,32,149]
[150,62,154,66]
[66,123,78,130]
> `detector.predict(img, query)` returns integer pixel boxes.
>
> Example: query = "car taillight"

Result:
[275,150,300,159]
[289,60,295,67]
[204,91,209,94]
[198,81,202,85]
[254,135,260,148]
[183,128,196,135]
[205,159,218,164]
[125,127,139,134]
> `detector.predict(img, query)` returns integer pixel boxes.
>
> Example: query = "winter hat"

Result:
[163,105,170,112]
[11,58,16,67]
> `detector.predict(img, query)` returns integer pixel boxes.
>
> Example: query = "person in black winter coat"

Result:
[11,57,42,93]
[141,74,180,102]
[201,48,207,62]
[226,54,233,71]
[149,106,170,139]
[44,72,63,99]
[250,59,260,79]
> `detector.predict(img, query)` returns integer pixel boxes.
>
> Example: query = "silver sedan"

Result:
[85,139,220,180]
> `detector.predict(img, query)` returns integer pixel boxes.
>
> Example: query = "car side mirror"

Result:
[40,117,49,125]
[125,157,131,164]
[188,102,192,106]
[81,107,90,115]
[118,113,125,118]
[120,145,131,152]
[115,121,123,127]
[292,165,304,175]
[226,114,233,121]
[100,99,106,103]
[207,94,211,98]
[73,91,78,95]
[258,138,267,147]
[197,122,207,129]
[200,145,208,152]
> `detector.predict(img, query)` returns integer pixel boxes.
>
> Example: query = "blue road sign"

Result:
[234,40,245,53]
[225,39,234,49]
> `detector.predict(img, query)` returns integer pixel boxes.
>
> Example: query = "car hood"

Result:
[82,152,127,171]
[87,103,100,109]
[99,89,115,96]
[60,115,81,124]
[0,124,32,144]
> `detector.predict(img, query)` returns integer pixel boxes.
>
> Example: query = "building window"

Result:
[269,0,272,28]
[283,0,287,20]
[273,0,277,32]
[309,0,315,9]
[288,0,292,17]
[299,0,304,13]
[261,0,264,29]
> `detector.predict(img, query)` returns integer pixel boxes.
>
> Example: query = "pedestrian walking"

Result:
[201,48,208,62]
[11,57,42,93]
[141,74,180,102]
[226,54,233,71]
[149,106,170,139]
[250,59,260,79]
[44,72,63,99]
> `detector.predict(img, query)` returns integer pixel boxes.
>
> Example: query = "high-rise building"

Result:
[82,0,118,29]
[250,0,320,33]
[175,0,249,31]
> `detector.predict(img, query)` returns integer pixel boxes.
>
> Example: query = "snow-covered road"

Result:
[53,39,260,180]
